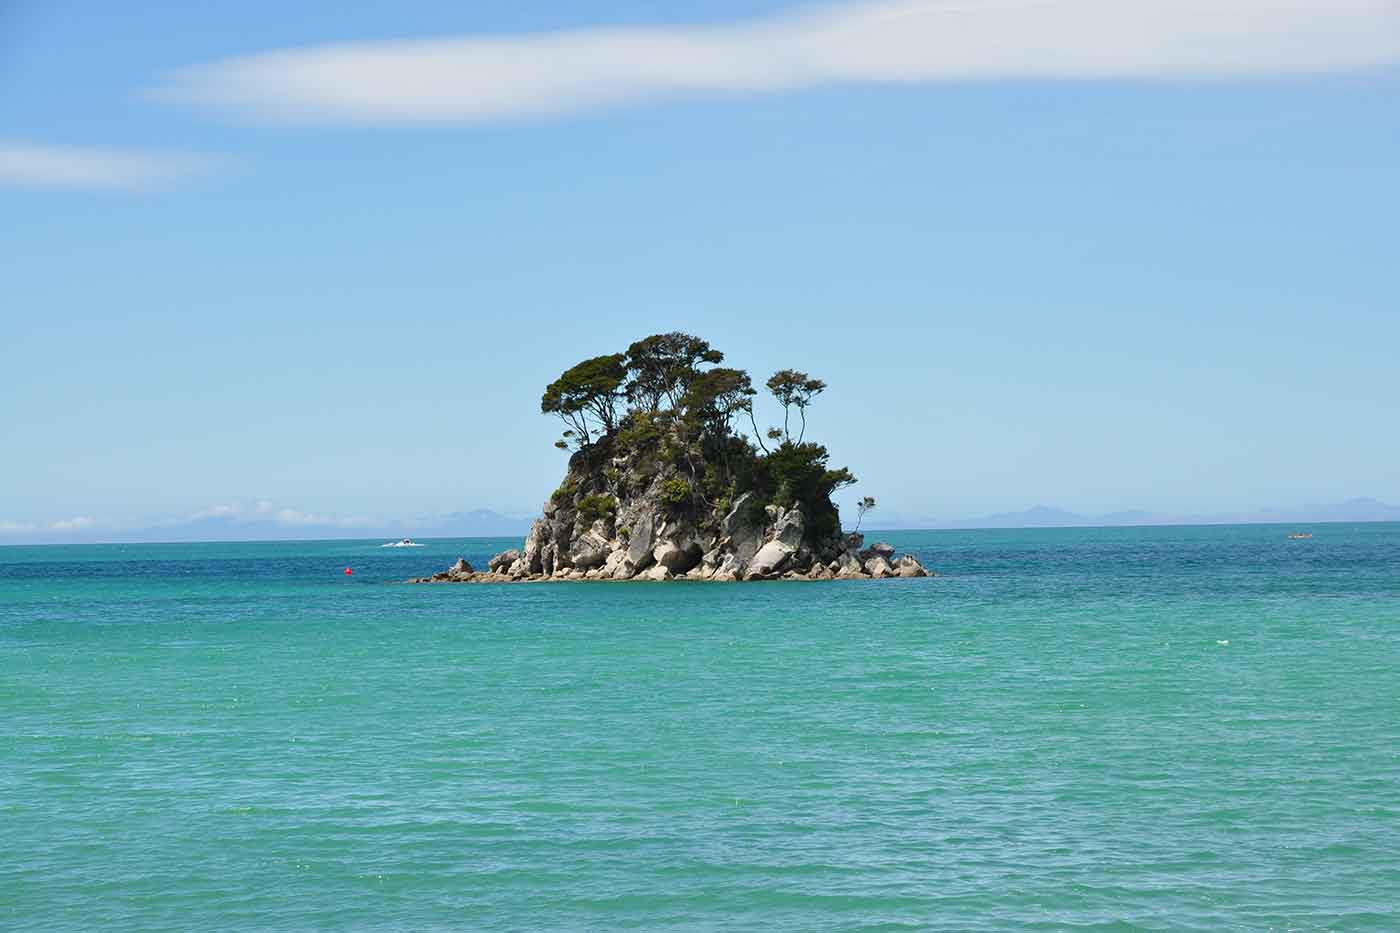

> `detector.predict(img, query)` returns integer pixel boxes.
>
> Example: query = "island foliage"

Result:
[540,331,853,541]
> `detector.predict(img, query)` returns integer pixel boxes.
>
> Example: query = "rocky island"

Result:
[412,332,930,583]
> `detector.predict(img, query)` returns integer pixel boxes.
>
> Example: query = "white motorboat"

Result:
[381,538,425,548]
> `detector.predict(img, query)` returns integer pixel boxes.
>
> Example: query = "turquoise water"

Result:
[3,525,1398,930]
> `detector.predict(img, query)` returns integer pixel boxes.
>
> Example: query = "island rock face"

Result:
[411,441,930,584]
[407,330,933,584]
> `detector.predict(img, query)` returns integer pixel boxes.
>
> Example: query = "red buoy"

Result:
[344,567,353,576]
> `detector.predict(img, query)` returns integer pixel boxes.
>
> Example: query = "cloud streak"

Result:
[0,517,112,535]
[159,0,1400,126]
[182,501,376,529]
[47,516,108,532]
[0,141,215,192]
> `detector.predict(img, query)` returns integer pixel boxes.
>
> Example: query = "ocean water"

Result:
[2,524,1398,931]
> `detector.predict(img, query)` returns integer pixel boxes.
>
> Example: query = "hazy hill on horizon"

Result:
[2,509,534,546]
[876,497,1400,530]
[149,508,535,543]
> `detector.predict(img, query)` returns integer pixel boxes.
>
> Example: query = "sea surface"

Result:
[2,524,1398,931]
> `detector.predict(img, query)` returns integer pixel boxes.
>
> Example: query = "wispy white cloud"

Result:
[158,0,1400,126]
[270,507,375,528]
[183,501,376,529]
[188,504,244,521]
[3,516,120,536]
[47,516,109,532]
[0,520,39,535]
[0,141,216,192]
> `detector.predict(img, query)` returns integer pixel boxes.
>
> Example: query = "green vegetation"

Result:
[615,410,664,456]
[538,331,862,544]
[659,476,692,508]
[576,493,618,524]
[751,441,854,540]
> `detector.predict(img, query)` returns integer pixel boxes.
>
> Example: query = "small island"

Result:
[413,332,930,583]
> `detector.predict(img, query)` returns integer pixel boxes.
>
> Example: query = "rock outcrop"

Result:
[407,329,935,585]
[410,444,931,584]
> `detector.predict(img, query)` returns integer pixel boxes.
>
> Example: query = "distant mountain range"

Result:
[878,498,1400,530]
[0,508,535,546]
[141,509,535,543]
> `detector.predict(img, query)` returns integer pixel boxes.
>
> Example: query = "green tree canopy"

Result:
[624,332,723,413]
[765,369,827,443]
[540,353,627,448]
[680,367,755,435]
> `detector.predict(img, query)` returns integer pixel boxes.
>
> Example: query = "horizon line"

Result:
[4,517,1398,549]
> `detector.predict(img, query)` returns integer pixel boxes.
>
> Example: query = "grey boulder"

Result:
[893,555,929,578]
[488,549,521,573]
[568,530,611,570]
[864,555,894,578]
[746,540,795,579]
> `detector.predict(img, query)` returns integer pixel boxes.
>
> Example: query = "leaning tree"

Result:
[540,353,627,450]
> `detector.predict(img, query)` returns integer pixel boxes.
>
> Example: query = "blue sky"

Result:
[3,1,1399,541]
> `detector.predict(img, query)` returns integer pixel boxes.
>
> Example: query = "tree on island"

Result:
[624,333,724,413]
[765,369,827,444]
[540,353,627,449]
[854,496,876,533]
